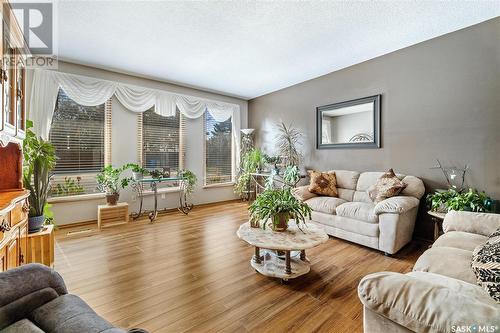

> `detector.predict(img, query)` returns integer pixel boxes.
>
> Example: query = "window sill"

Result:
[203,182,235,189]
[141,187,181,196]
[48,192,106,204]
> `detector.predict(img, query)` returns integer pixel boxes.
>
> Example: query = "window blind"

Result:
[204,112,233,185]
[140,108,185,177]
[48,89,109,197]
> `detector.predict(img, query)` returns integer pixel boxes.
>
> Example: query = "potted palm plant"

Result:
[249,188,312,231]
[23,120,57,232]
[96,165,131,205]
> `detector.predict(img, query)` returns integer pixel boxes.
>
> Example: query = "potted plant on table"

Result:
[124,163,149,181]
[249,188,312,231]
[426,188,492,213]
[96,165,131,205]
[23,120,57,232]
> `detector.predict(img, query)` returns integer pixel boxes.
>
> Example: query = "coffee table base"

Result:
[250,251,310,281]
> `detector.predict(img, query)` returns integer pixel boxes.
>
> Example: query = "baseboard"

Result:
[57,199,243,229]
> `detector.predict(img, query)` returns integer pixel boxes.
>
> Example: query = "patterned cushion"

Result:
[471,228,500,303]
[308,171,338,197]
[367,169,407,203]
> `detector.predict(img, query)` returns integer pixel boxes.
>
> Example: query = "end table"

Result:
[428,210,446,241]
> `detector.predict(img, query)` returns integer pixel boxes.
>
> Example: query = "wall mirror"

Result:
[316,94,381,149]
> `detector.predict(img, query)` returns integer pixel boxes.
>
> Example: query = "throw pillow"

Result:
[308,171,338,197]
[368,169,407,203]
[471,228,500,303]
[291,186,318,202]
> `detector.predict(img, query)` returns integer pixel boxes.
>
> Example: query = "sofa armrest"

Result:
[358,272,500,333]
[373,196,420,215]
[443,210,500,237]
[291,185,317,202]
[0,264,67,308]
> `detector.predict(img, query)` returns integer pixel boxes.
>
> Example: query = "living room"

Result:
[0,1,499,332]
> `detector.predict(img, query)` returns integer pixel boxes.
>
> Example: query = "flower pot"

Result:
[28,215,45,233]
[132,171,143,181]
[271,212,289,232]
[106,193,119,205]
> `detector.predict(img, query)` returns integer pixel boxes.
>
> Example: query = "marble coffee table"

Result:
[237,220,329,282]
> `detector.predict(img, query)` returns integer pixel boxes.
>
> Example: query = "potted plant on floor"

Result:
[23,120,57,232]
[178,169,197,198]
[96,165,131,205]
[249,188,312,231]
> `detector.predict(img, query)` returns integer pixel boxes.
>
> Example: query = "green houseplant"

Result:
[124,163,149,180]
[23,120,57,232]
[426,188,492,213]
[275,122,302,167]
[96,165,131,205]
[235,148,266,198]
[178,169,197,198]
[249,188,312,232]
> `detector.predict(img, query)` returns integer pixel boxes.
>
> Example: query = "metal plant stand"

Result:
[131,177,192,223]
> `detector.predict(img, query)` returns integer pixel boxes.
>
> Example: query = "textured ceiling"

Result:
[56,1,500,99]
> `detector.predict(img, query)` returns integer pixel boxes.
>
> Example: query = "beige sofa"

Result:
[358,211,500,333]
[295,170,425,255]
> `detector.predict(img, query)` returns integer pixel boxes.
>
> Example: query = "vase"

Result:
[28,215,45,233]
[106,193,119,205]
[271,212,289,232]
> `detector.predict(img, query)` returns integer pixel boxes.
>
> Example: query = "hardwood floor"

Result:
[55,201,426,333]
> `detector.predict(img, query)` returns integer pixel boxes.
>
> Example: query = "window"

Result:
[48,89,110,197]
[138,108,184,177]
[204,112,233,185]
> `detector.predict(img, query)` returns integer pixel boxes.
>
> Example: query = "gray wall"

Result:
[248,18,500,240]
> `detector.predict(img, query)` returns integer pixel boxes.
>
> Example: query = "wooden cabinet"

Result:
[0,0,28,143]
[19,220,27,265]
[0,0,32,272]
[6,236,18,270]
[0,245,6,272]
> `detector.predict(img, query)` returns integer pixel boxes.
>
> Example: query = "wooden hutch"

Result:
[0,1,30,272]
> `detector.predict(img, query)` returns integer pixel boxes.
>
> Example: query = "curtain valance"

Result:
[29,69,240,139]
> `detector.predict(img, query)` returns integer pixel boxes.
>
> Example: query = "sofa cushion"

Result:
[367,169,407,203]
[2,319,44,333]
[308,171,338,197]
[337,188,355,202]
[291,185,317,202]
[311,211,379,237]
[327,170,360,190]
[413,247,477,284]
[30,294,124,333]
[400,175,425,199]
[356,171,404,192]
[358,271,500,333]
[471,228,500,303]
[373,196,420,215]
[336,202,378,223]
[433,231,488,252]
[305,197,346,214]
[0,287,59,330]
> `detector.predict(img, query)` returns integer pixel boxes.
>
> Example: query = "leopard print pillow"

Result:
[308,171,338,197]
[368,169,407,203]
[471,228,500,303]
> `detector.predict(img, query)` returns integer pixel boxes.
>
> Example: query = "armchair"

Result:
[0,264,146,333]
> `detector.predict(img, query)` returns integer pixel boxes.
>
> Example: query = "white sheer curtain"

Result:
[29,69,241,174]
